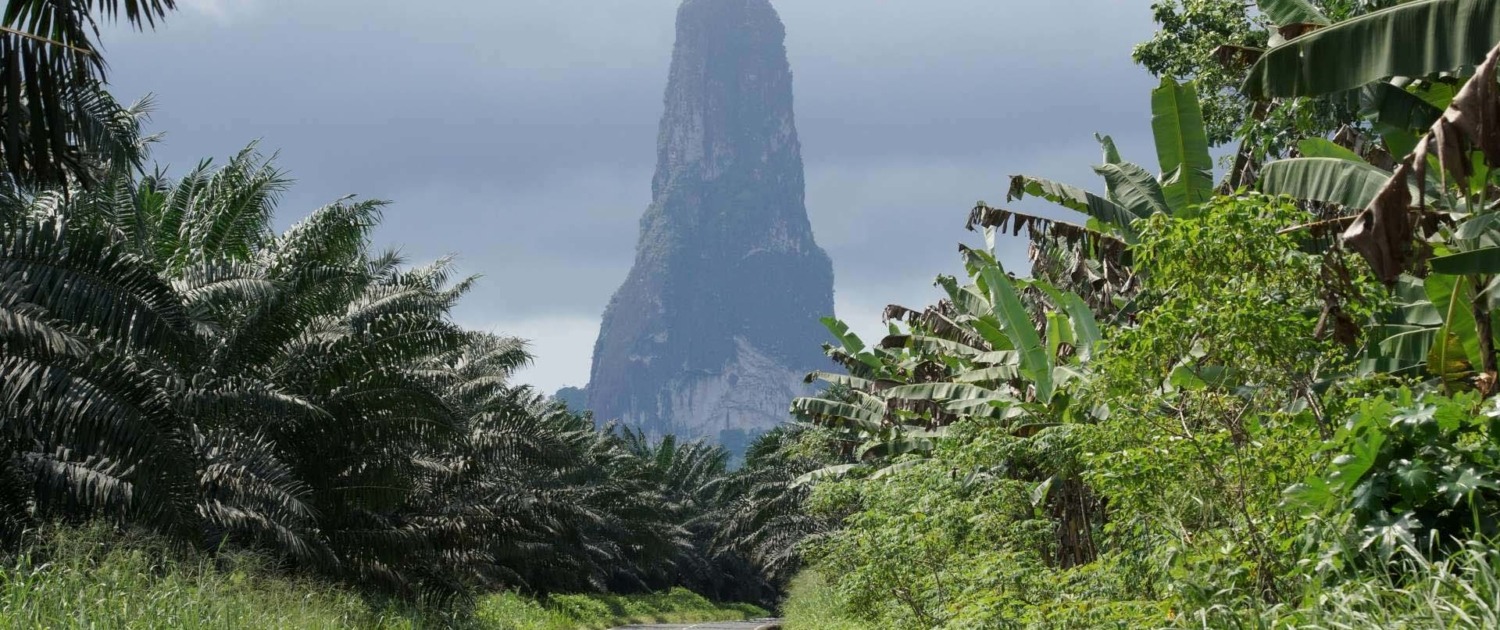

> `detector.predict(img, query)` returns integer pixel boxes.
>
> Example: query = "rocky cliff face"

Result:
[586,0,834,444]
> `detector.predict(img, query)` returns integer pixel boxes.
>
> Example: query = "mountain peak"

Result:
[585,0,833,445]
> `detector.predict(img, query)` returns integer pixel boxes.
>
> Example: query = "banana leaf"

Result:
[1243,0,1500,99]
[1152,78,1214,213]
[1256,0,1330,27]
[1258,157,1396,209]
[1008,175,1142,242]
[1431,247,1500,275]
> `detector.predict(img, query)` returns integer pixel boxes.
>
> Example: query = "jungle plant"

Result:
[1288,390,1500,562]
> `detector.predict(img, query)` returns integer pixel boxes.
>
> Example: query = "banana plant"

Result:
[1244,0,1500,393]
[790,241,1103,472]
[1242,0,1500,393]
[972,78,1213,316]
[1000,77,1214,246]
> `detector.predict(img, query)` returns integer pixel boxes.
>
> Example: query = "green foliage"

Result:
[1243,0,1500,100]
[1288,391,1500,558]
[1191,539,1500,627]
[0,144,781,607]
[1133,0,1274,146]
[1132,0,1372,164]
[1121,193,1363,394]
[800,421,1167,629]
[476,589,765,630]
[0,525,449,629]
[780,571,869,630]
[0,1,171,187]
[775,4,1500,629]
[0,525,764,630]
[1089,194,1375,607]
[792,193,1393,628]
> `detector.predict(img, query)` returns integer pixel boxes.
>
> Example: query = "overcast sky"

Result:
[101,0,1163,394]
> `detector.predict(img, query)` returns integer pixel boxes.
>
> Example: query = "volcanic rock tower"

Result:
[586,0,834,445]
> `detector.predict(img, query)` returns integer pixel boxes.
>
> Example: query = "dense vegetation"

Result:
[754,1,1500,628]
[0,0,784,623]
[0,525,765,629]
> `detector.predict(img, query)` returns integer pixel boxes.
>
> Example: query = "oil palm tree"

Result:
[2,0,174,187]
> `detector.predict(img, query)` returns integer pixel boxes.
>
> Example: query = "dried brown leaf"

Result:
[1342,161,1414,285]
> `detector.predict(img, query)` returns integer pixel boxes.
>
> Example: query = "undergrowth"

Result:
[0,525,764,629]
[779,571,869,630]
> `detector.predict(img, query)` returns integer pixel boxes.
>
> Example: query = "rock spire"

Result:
[585,0,834,446]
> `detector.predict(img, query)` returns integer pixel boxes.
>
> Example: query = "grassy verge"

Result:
[476,589,765,630]
[0,525,765,629]
[779,571,868,630]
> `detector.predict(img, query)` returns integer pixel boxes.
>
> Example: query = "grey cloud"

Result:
[99,0,1163,390]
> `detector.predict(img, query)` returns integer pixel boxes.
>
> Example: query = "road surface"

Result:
[610,621,779,630]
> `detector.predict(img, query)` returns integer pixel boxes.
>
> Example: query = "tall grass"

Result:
[780,571,869,630]
[0,525,766,629]
[1187,541,1500,630]
[0,525,435,629]
[476,589,767,630]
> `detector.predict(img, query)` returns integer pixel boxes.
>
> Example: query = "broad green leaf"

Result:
[1008,175,1142,241]
[954,365,1021,383]
[1428,331,1475,383]
[944,397,1024,417]
[1152,78,1214,213]
[1406,79,1460,111]
[977,262,1054,403]
[1376,325,1438,362]
[1430,247,1500,275]
[1094,162,1171,218]
[902,334,983,357]
[1096,134,1122,165]
[1033,281,1103,361]
[1355,82,1445,131]
[967,318,1013,352]
[936,275,992,319]
[1426,273,1484,376]
[1053,365,1088,389]
[972,350,1021,366]
[806,372,877,391]
[1256,0,1330,27]
[884,382,1001,403]
[821,317,867,354]
[1454,213,1500,241]
[1330,429,1386,494]
[1360,513,1419,559]
[1030,476,1056,508]
[789,398,881,433]
[1297,138,1363,162]
[1046,312,1075,360]
[1379,126,1421,159]
[1439,465,1499,506]
[1058,293,1103,360]
[1394,460,1438,506]
[1243,0,1500,99]
[1398,295,1446,327]
[1284,477,1334,511]
[1257,157,1395,209]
